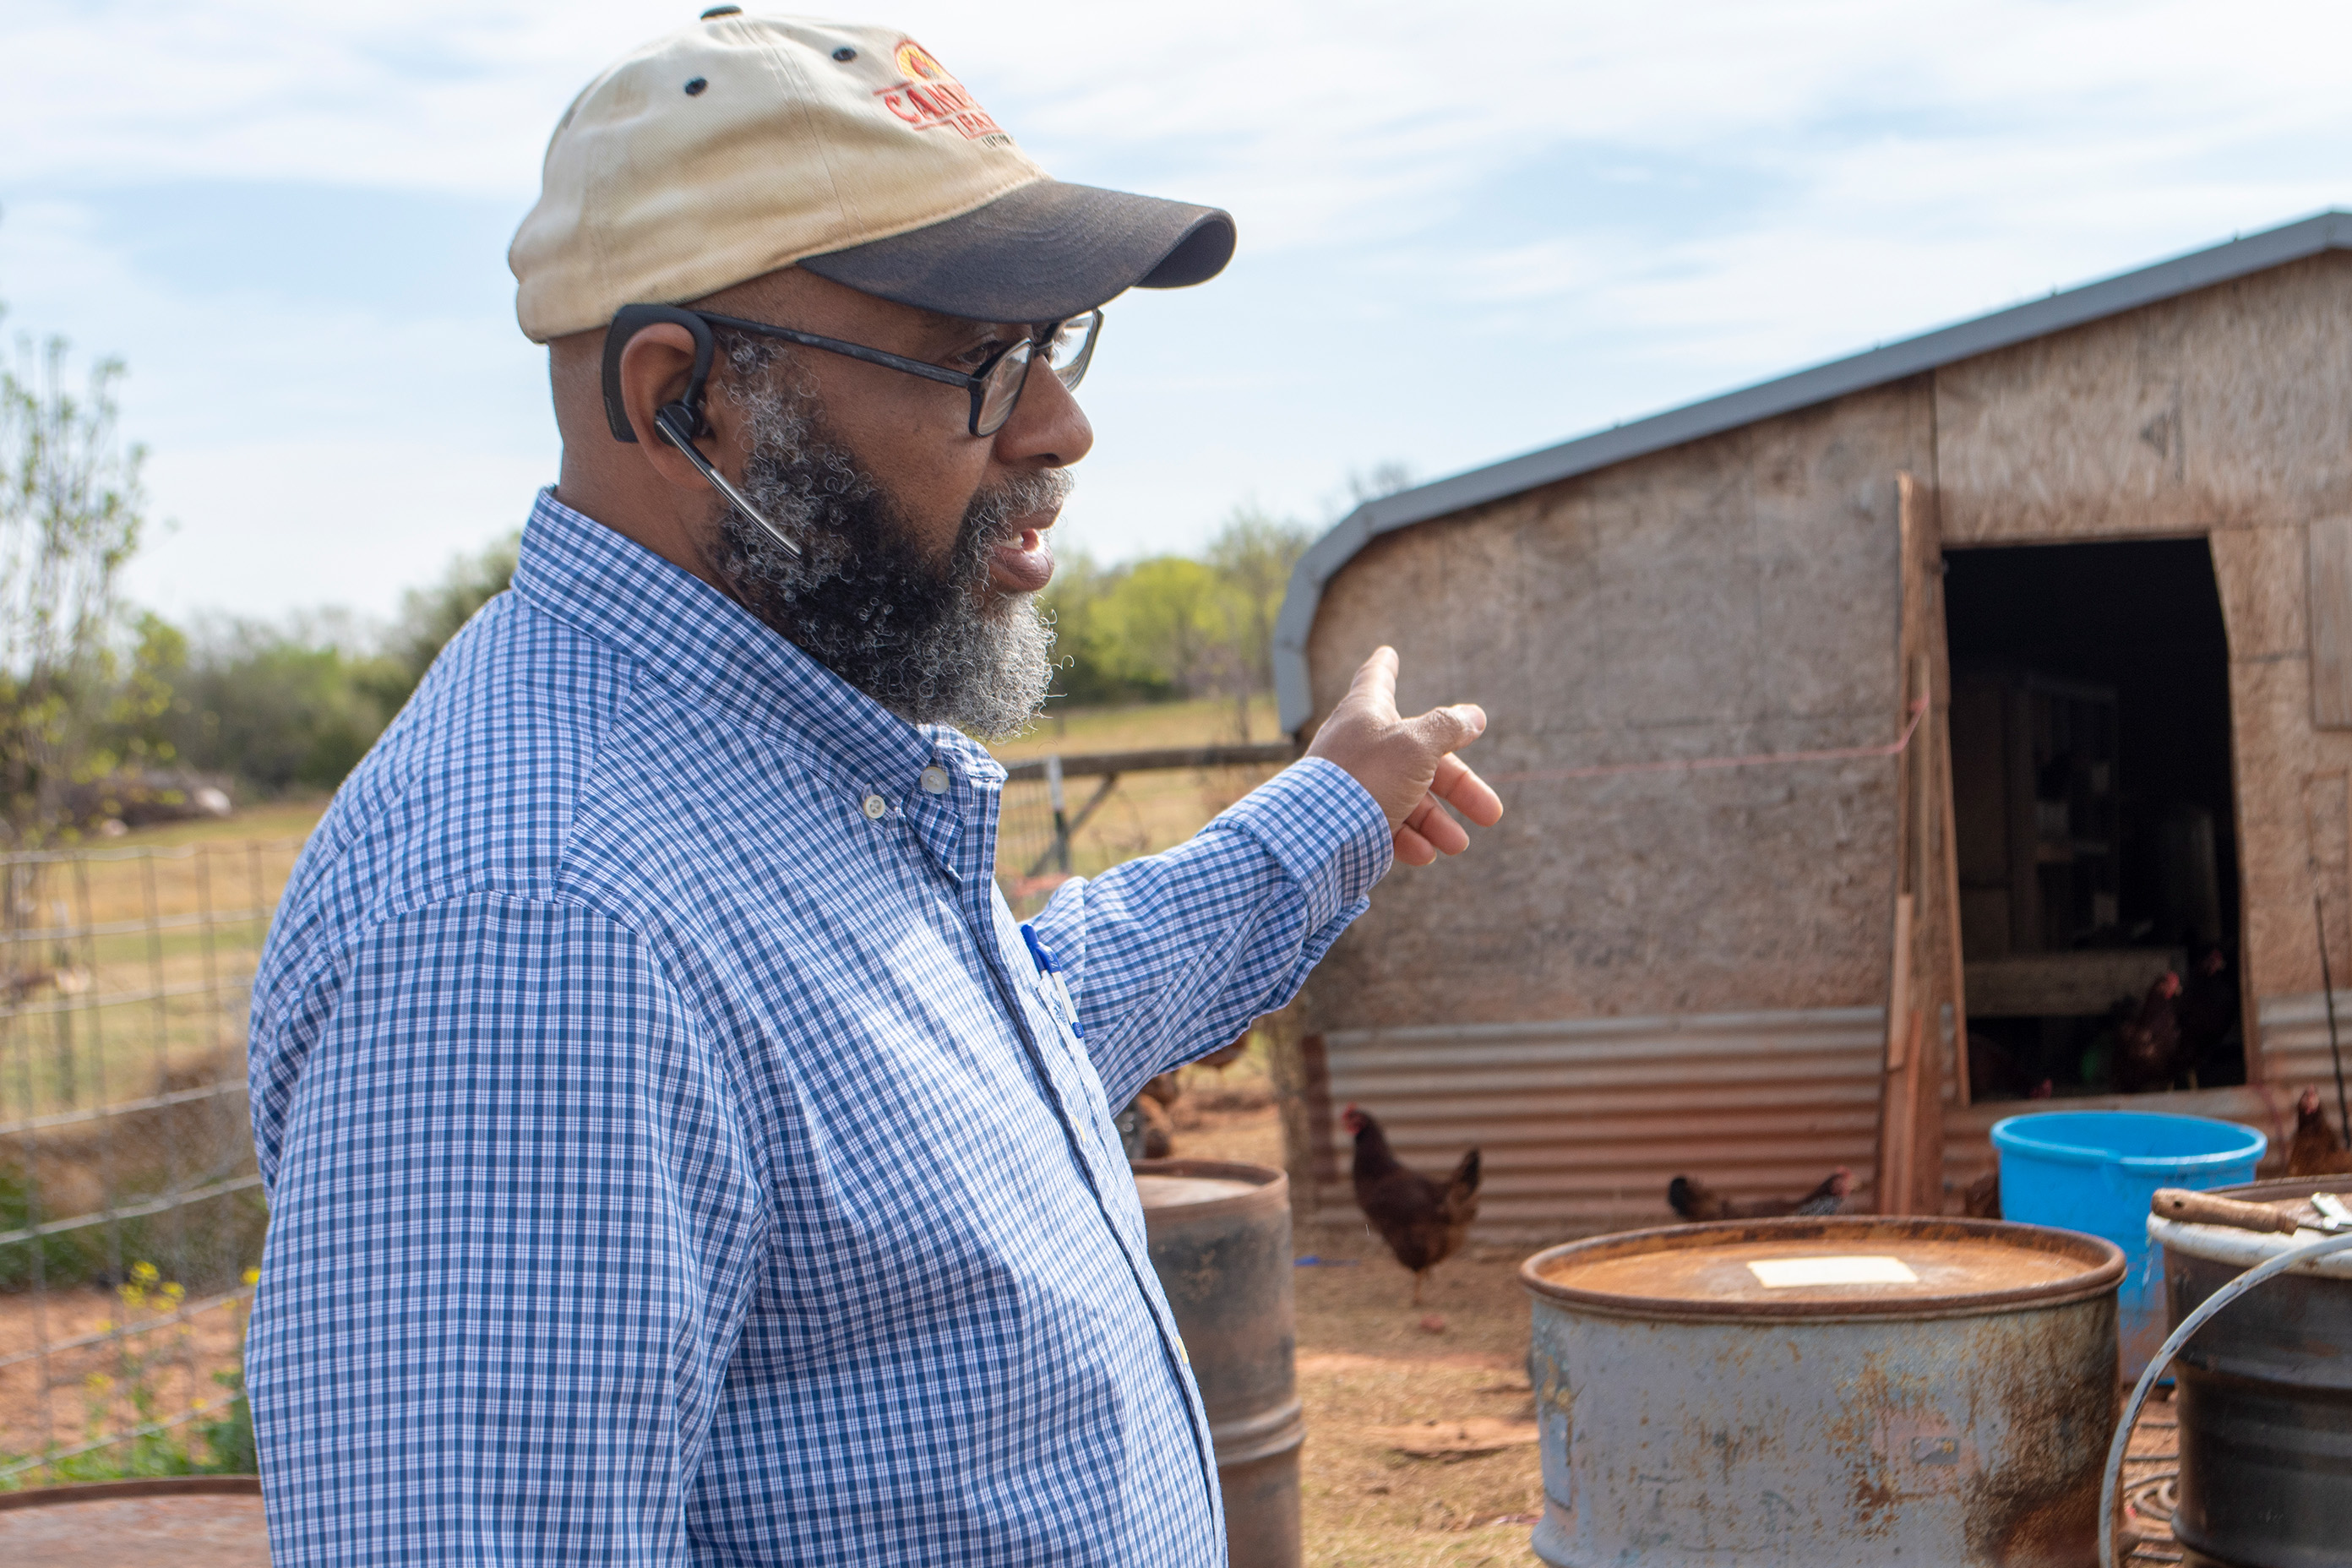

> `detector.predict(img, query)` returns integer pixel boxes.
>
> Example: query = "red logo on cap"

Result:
[874,41,1004,141]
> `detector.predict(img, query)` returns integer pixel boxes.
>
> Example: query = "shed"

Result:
[1277,212,2352,1238]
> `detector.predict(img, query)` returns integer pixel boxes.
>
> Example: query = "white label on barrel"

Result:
[1746,1255,1919,1288]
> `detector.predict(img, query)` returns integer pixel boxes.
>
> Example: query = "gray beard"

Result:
[707,350,1063,741]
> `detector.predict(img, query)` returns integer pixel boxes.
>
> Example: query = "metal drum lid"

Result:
[2147,1178,2352,1278]
[1523,1216,2124,1320]
[1135,1175,1260,1210]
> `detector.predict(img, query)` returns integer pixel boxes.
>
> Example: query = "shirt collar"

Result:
[509,488,1004,803]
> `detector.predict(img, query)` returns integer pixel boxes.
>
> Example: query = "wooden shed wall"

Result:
[1298,252,2352,1233]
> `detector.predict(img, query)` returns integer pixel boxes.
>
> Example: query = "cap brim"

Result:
[797,179,1233,324]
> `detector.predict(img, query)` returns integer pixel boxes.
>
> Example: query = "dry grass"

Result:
[990,695,1282,761]
[1162,1060,1543,1568]
[102,799,330,852]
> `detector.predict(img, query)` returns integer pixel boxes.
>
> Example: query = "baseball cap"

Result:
[510,12,1235,341]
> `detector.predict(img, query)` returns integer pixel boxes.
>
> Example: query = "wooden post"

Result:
[1877,894,1918,1212]
[1880,473,1963,1216]
[1263,1000,1331,1233]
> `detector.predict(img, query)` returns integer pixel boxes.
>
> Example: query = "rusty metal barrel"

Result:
[1522,1216,2124,1567]
[2149,1176,2352,1568]
[1132,1157,1302,1568]
[0,1477,267,1566]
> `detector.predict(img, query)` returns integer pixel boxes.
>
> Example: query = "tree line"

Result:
[1,313,1386,843]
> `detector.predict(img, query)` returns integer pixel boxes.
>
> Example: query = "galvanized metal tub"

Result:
[1522,1216,2124,1567]
[2149,1176,2352,1568]
[1133,1158,1302,1568]
[0,1477,267,1566]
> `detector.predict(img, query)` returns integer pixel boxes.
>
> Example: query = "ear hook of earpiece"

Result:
[601,302,800,557]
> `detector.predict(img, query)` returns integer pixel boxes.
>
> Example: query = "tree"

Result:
[0,329,149,844]
[1206,508,1311,739]
[1039,553,1170,705]
[373,531,520,713]
[1099,557,1229,700]
[163,619,403,797]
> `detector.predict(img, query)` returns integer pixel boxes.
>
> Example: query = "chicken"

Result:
[2176,943,2243,1086]
[1342,1104,1480,1304]
[1667,1168,1852,1222]
[1963,1169,2001,1219]
[2112,972,2186,1094]
[2286,1086,2352,1178]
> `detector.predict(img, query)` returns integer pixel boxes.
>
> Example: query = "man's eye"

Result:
[950,337,1015,372]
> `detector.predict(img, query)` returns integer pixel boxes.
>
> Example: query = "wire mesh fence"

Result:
[994,742,1293,918]
[0,751,1280,1483]
[0,840,302,1486]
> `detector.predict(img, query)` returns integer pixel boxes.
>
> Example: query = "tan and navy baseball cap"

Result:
[509,10,1235,342]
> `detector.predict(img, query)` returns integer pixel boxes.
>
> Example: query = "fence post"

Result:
[1044,754,1071,874]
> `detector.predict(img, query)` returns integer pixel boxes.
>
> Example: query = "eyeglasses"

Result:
[689,308,1101,437]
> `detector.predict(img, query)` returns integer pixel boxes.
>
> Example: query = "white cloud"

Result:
[6,0,2352,612]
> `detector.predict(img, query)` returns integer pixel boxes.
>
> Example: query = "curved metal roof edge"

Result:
[1274,210,2352,734]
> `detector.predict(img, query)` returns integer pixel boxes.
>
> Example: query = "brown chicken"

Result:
[2113,972,2186,1093]
[2286,1086,2352,1177]
[1963,1169,2001,1219]
[1668,1168,1852,1222]
[1342,1104,1480,1304]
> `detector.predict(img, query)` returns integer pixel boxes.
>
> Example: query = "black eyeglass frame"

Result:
[599,302,1100,446]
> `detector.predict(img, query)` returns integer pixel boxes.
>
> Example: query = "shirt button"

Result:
[919,765,950,794]
[861,794,888,819]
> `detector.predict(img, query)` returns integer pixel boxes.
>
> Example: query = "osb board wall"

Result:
[1300,253,2352,1041]
[1935,253,2352,542]
[1299,381,1932,1029]
[1936,253,2352,1016]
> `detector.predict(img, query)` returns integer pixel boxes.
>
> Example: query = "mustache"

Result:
[965,467,1075,552]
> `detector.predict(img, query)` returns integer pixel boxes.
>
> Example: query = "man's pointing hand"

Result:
[1305,646,1503,868]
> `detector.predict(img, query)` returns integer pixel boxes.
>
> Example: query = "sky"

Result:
[4,0,2352,628]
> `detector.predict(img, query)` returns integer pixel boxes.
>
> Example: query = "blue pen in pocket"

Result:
[1019,923,1085,1039]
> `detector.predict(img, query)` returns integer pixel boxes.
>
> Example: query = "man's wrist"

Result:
[1217,758,1395,919]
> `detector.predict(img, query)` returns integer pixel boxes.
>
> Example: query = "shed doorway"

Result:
[1942,538,2243,1102]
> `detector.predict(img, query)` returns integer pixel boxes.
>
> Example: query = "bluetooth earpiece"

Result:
[601,302,800,557]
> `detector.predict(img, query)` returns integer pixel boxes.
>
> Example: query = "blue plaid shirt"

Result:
[246,490,1390,1565]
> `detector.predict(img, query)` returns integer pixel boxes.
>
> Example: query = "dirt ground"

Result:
[1165,1062,1543,1568]
[1162,1060,2191,1568]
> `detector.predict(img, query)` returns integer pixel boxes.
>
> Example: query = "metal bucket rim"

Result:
[1990,1110,2268,1173]
[1519,1215,2126,1322]
[1130,1157,1288,1225]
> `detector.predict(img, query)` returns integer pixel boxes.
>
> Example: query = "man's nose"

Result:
[993,356,1093,470]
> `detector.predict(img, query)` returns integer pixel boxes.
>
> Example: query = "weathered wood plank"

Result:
[2308,517,2352,728]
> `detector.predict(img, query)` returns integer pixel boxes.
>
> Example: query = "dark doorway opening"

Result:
[1944,538,2242,1101]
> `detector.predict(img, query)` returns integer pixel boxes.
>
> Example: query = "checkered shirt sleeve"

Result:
[1034,758,1390,1105]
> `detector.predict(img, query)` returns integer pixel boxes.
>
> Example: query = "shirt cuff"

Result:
[1215,757,1393,930]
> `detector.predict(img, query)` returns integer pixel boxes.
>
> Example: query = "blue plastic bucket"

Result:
[1990,1110,2266,1378]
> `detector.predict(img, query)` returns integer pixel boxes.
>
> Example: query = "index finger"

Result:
[1345,645,1400,711]
[1429,751,1504,827]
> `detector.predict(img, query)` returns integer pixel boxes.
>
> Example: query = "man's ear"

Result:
[615,322,726,495]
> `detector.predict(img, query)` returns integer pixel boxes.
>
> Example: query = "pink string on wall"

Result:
[1488,697,1930,785]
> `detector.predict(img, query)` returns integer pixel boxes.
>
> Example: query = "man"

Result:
[246,14,1500,1565]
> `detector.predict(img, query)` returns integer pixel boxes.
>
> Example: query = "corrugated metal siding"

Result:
[1938,989,2350,1204]
[1320,992,2352,1241]
[1318,1007,1888,1242]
